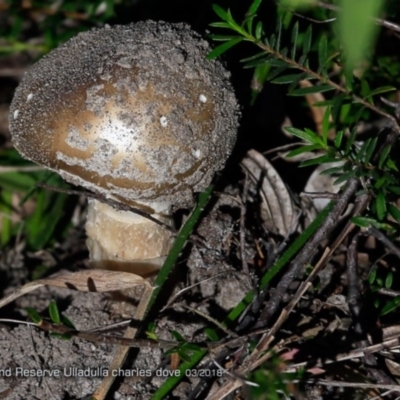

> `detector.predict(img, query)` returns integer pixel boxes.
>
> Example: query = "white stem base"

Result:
[85,199,174,275]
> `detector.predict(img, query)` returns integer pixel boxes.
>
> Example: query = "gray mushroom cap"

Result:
[10,21,239,208]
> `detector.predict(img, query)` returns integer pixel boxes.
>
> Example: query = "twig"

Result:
[347,232,363,336]
[377,288,400,297]
[307,379,400,392]
[35,319,177,350]
[256,177,359,327]
[184,305,238,339]
[369,226,400,260]
[285,332,400,372]
[300,191,340,200]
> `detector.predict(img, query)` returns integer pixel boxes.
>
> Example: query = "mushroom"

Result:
[9,21,239,274]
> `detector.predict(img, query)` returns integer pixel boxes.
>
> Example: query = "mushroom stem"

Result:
[85,199,174,275]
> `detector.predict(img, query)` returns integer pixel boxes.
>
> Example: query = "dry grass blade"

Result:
[0,269,148,309]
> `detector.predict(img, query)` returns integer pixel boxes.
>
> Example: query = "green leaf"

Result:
[50,332,73,341]
[269,33,276,49]
[271,73,303,84]
[248,0,262,15]
[300,154,334,167]
[388,186,400,195]
[388,204,400,224]
[263,56,288,67]
[365,86,396,98]
[320,165,344,176]
[241,51,267,63]
[364,137,378,164]
[284,127,320,144]
[291,21,299,60]
[321,107,330,146]
[171,330,185,342]
[334,130,344,149]
[334,168,356,185]
[276,17,283,51]
[207,37,243,59]
[317,34,328,73]
[266,65,289,82]
[210,35,243,41]
[368,266,377,284]
[255,21,263,40]
[61,315,76,330]
[286,144,322,158]
[297,54,308,67]
[385,272,393,289]
[352,216,376,228]
[302,24,312,55]
[376,191,387,220]
[288,71,310,91]
[243,56,270,68]
[204,328,219,341]
[209,22,232,29]
[361,79,371,99]
[212,4,230,21]
[245,14,254,35]
[332,93,349,123]
[351,217,393,232]
[344,129,357,156]
[375,174,395,189]
[386,159,398,172]
[354,139,370,163]
[25,308,42,324]
[49,301,61,324]
[378,145,392,169]
[289,84,334,96]
[380,296,400,316]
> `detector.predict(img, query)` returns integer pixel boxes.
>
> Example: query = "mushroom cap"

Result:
[10,21,239,208]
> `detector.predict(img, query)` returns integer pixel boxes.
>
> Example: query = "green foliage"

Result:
[25,307,42,324]
[26,301,76,339]
[249,353,303,400]
[0,0,119,54]
[49,300,61,325]
[368,264,400,316]
[0,149,72,251]
[208,0,400,260]
[166,331,203,363]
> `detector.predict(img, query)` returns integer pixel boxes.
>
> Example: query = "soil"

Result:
[0,186,252,400]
